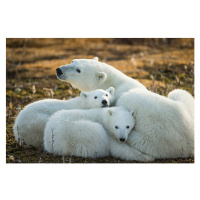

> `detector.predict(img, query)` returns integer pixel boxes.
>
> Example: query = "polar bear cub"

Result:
[43,107,131,158]
[44,107,154,162]
[44,118,109,158]
[13,87,115,148]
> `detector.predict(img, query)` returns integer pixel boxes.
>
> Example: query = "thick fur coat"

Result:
[56,57,146,100]
[116,89,194,159]
[13,87,115,148]
[56,57,194,160]
[44,107,153,161]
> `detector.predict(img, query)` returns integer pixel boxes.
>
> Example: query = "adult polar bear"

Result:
[116,89,194,159]
[56,57,194,160]
[56,57,146,100]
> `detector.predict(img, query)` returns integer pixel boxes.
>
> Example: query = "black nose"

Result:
[119,138,125,142]
[56,68,63,76]
[102,100,107,105]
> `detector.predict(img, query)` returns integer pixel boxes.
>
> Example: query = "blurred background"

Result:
[6,38,194,163]
[6,38,194,93]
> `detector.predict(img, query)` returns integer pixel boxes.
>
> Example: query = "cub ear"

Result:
[93,57,98,61]
[107,87,115,95]
[131,110,136,118]
[80,91,88,98]
[96,72,107,83]
[107,109,113,116]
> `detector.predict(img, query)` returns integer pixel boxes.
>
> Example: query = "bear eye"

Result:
[105,94,108,97]
[76,69,81,73]
[115,126,118,129]
[94,96,97,99]
[126,126,130,129]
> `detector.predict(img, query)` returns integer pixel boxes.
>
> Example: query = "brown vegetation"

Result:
[6,38,194,163]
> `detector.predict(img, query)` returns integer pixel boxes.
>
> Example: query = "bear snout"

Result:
[101,100,107,105]
[56,68,63,76]
[119,138,126,142]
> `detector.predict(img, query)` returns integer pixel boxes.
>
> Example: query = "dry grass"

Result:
[6,38,194,163]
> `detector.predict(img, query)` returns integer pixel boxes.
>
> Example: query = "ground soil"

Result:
[6,38,194,163]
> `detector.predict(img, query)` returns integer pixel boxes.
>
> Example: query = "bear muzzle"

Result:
[119,138,126,142]
[101,100,108,107]
[56,68,63,76]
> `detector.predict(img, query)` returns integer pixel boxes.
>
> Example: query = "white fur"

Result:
[56,57,146,100]
[13,87,115,148]
[56,57,194,160]
[44,107,153,161]
[44,119,108,158]
[116,89,194,159]
[168,89,194,119]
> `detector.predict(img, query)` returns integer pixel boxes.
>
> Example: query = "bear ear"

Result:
[107,109,113,116]
[93,57,98,61]
[131,110,136,118]
[80,91,88,98]
[107,87,115,95]
[96,72,107,83]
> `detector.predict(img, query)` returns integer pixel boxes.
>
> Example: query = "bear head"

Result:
[104,107,135,142]
[80,87,115,108]
[56,57,107,91]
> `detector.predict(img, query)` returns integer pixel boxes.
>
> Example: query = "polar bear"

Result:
[44,107,154,162]
[168,89,194,119]
[116,89,194,159]
[13,87,115,148]
[55,57,194,160]
[56,57,146,100]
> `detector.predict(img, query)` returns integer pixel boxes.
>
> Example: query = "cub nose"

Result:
[56,68,63,76]
[102,100,107,105]
[119,138,125,142]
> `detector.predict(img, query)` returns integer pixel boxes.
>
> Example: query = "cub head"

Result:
[105,107,135,142]
[56,57,107,91]
[80,87,115,108]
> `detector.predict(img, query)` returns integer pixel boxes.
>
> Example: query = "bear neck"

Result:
[99,62,128,83]
[98,62,146,98]
[80,108,107,125]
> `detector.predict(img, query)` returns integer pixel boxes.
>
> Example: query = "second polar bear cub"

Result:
[13,87,115,148]
[44,107,136,158]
